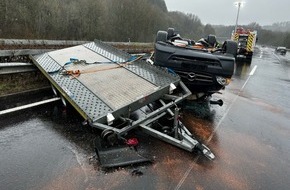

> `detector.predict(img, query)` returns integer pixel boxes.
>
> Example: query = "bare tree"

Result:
[204,24,216,36]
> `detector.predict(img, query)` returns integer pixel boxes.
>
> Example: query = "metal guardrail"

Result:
[0,39,89,46]
[0,62,36,74]
[0,38,152,46]
[0,49,53,57]
[0,97,60,115]
[0,39,153,55]
[0,39,153,50]
[0,39,154,75]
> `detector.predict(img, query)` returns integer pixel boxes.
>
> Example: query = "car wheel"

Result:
[167,28,175,40]
[223,40,238,57]
[156,31,168,43]
[207,34,217,47]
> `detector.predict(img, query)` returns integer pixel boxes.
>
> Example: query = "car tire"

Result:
[156,31,168,43]
[167,28,175,40]
[223,40,238,57]
[207,35,217,47]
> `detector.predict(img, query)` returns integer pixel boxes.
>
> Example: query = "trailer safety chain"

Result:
[59,69,81,77]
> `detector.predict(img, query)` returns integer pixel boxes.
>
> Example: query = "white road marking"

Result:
[174,159,198,190]
[249,65,257,76]
[175,66,256,190]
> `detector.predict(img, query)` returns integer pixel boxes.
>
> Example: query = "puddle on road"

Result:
[237,92,284,115]
[0,99,228,189]
[234,61,251,79]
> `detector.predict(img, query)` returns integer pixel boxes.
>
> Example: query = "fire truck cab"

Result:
[231,27,257,61]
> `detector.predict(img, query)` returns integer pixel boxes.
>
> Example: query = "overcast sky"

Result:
[164,0,290,26]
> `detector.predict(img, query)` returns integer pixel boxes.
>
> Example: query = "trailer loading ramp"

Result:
[30,40,214,167]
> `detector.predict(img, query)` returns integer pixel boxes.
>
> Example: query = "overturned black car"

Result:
[153,28,237,103]
[275,47,287,56]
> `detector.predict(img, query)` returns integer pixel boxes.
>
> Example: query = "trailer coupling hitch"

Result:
[209,99,223,106]
[195,143,215,160]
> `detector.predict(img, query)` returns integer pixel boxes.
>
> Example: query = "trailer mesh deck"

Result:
[31,40,180,123]
[30,40,216,162]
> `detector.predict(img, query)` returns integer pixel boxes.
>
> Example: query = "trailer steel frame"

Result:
[30,40,215,164]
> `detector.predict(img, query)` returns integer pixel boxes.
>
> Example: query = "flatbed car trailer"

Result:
[30,40,214,167]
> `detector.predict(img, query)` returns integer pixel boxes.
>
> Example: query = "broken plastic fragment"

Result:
[131,169,143,176]
[126,138,139,146]
[107,113,115,125]
[169,83,176,94]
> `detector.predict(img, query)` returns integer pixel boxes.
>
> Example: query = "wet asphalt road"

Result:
[1,46,290,190]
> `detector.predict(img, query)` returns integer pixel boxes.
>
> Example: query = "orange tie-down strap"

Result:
[60,56,143,79]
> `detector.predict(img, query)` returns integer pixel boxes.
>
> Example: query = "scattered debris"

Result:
[131,169,143,176]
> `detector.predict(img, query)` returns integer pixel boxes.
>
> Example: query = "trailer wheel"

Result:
[162,126,173,135]
[223,40,238,57]
[156,31,168,43]
[167,28,175,40]
[101,129,117,145]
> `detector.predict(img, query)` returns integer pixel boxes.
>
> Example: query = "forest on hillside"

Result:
[0,0,289,48]
[0,0,207,41]
[263,21,290,32]
[214,22,290,48]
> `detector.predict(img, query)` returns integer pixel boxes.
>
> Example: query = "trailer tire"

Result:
[162,126,173,135]
[156,31,168,43]
[101,129,117,145]
[223,40,238,57]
